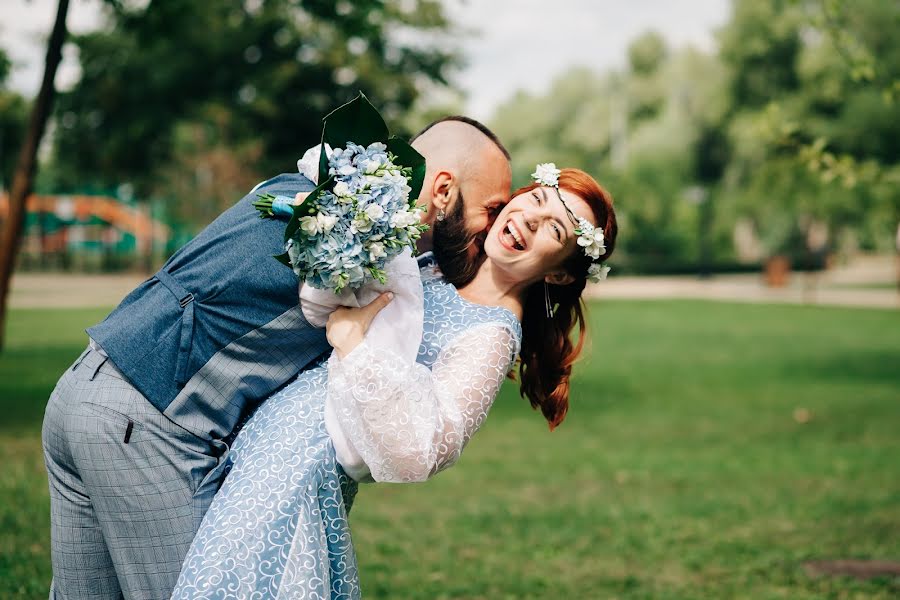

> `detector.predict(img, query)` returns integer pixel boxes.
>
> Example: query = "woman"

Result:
[172,166,618,599]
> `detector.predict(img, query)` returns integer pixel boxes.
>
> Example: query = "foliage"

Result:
[3,301,899,597]
[490,0,900,269]
[491,43,733,270]
[8,0,899,265]
[48,0,459,226]
[719,0,900,256]
[0,49,28,189]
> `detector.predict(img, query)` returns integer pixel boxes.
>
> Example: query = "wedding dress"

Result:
[171,255,522,599]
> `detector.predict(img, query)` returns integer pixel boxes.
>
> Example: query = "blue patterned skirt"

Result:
[172,364,361,599]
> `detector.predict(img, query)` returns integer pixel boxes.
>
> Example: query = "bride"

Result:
[171,165,617,599]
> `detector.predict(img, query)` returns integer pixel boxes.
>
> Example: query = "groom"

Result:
[41,115,511,600]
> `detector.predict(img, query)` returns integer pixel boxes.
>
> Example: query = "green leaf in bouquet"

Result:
[274,251,292,267]
[321,92,389,151]
[283,176,334,242]
[317,141,329,186]
[386,136,427,202]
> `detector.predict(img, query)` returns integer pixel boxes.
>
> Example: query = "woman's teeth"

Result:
[503,222,525,251]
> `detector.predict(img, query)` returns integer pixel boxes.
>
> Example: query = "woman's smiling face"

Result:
[484,185,597,285]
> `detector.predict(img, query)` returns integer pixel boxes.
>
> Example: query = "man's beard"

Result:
[431,192,484,287]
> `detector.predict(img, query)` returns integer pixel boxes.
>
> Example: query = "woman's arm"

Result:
[325,322,519,483]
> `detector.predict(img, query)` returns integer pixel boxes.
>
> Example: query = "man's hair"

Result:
[411,116,511,161]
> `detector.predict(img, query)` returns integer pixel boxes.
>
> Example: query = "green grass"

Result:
[1,301,899,598]
[827,281,899,291]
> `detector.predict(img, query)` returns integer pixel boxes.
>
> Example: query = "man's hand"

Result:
[326,292,394,359]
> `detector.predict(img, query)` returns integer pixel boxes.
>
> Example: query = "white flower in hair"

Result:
[532,163,561,187]
[575,220,606,260]
[531,161,611,279]
[587,263,610,283]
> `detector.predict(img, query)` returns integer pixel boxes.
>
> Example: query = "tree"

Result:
[719,0,900,257]
[628,30,667,76]
[489,0,900,271]
[718,0,804,109]
[0,0,69,351]
[0,49,29,189]
[489,42,732,272]
[50,0,460,216]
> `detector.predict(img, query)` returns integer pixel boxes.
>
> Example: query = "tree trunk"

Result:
[0,0,69,351]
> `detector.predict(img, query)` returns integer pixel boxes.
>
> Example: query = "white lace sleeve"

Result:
[326,322,519,483]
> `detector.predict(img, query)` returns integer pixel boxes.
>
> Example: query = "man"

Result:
[41,115,511,600]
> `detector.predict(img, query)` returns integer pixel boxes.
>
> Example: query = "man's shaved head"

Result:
[411,116,510,161]
[408,117,512,285]
[411,118,510,199]
[411,116,512,286]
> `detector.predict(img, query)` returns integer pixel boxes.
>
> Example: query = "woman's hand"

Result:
[326,292,394,359]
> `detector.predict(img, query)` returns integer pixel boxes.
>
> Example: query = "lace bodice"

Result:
[326,256,522,483]
[415,259,522,368]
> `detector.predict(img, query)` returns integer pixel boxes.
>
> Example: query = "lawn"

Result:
[1,301,898,598]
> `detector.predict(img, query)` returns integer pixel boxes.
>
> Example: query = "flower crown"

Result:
[531,163,610,283]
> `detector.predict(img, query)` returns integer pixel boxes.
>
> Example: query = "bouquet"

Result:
[253,93,427,293]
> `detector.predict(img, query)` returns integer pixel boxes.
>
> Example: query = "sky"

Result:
[1,0,731,121]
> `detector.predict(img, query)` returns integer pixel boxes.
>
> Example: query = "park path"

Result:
[9,272,147,309]
[589,255,898,309]
[585,274,898,310]
[9,255,898,310]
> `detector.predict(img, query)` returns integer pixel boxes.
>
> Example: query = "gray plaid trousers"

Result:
[42,348,228,600]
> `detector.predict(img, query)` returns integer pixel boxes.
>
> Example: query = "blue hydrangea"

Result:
[285,141,427,293]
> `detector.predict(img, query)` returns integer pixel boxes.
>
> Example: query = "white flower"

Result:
[333,181,351,198]
[317,213,338,233]
[576,219,605,259]
[300,215,320,236]
[351,214,373,234]
[587,263,610,283]
[389,209,409,228]
[296,143,333,184]
[389,209,419,228]
[532,162,561,187]
[364,203,385,221]
[363,159,381,174]
[368,241,386,261]
[299,212,338,236]
[576,222,594,246]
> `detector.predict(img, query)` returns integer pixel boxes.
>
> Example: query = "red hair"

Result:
[514,168,617,430]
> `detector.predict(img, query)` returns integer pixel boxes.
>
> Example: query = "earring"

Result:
[436,208,446,222]
[544,281,553,318]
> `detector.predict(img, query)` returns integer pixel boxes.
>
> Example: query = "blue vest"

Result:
[88,174,330,441]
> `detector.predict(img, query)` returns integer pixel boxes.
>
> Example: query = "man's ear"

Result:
[544,270,575,286]
[430,170,455,213]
